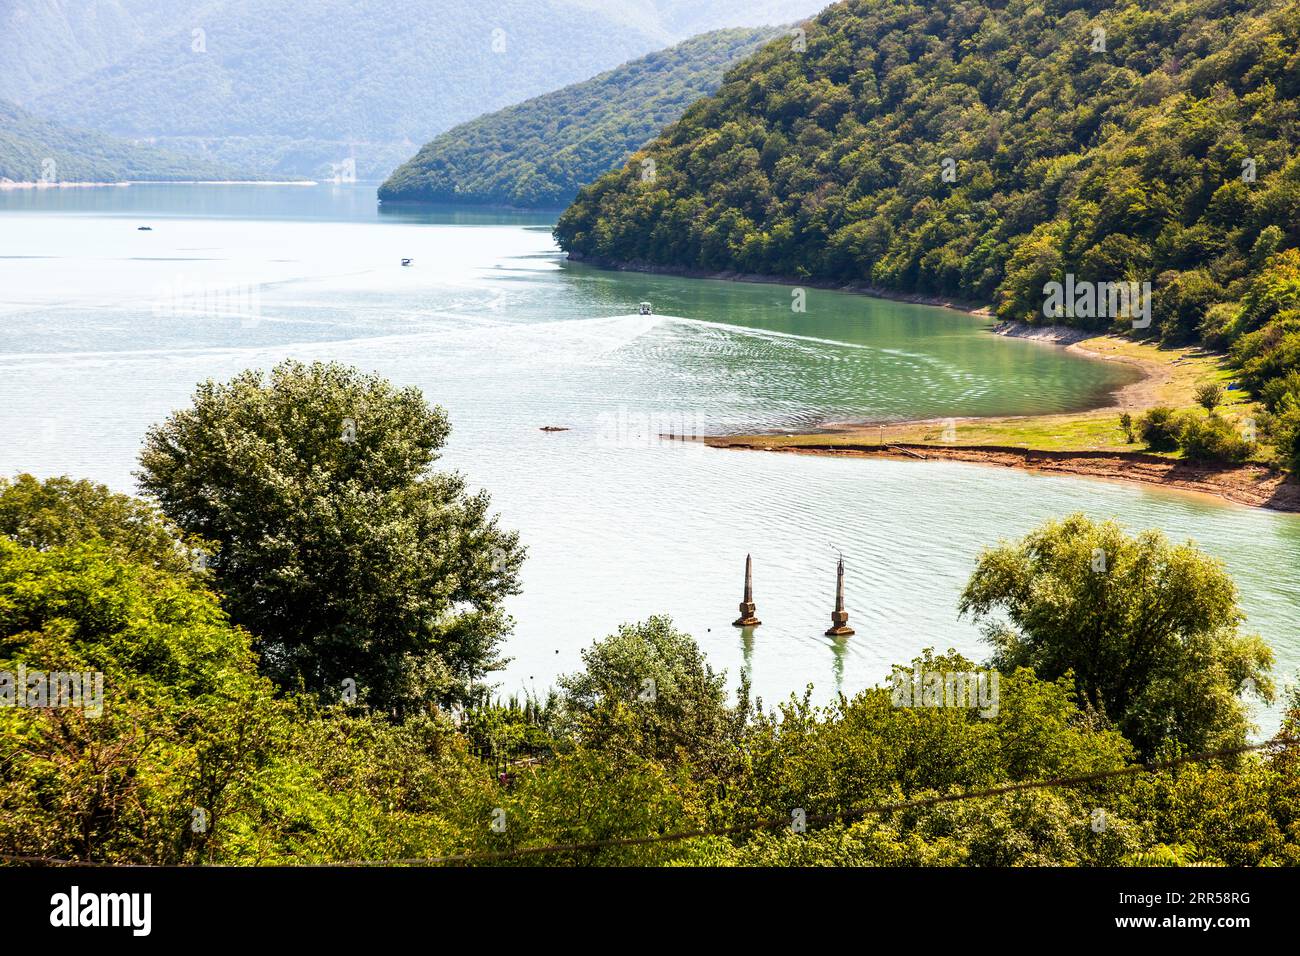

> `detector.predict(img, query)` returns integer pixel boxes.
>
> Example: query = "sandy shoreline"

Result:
[705,436,1299,512]
[712,323,1295,512]
[570,256,1299,510]
[565,254,1294,510]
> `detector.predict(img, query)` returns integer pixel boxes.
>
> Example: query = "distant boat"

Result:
[539,425,570,432]
[137,226,152,231]
[401,258,413,266]
[638,301,652,315]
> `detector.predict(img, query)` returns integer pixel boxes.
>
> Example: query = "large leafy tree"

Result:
[136,360,524,713]
[959,514,1273,757]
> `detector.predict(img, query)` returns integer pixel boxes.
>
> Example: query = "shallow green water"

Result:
[1,183,1295,731]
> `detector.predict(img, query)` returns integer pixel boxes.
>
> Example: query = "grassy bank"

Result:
[706,335,1300,512]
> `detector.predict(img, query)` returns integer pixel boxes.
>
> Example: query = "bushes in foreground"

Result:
[1,361,1291,868]
[4,480,1293,866]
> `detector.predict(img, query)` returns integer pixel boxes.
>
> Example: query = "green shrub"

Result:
[1137,406,1182,451]
[1155,270,1225,346]
[1178,415,1257,464]
[1199,302,1241,350]
[1194,382,1224,412]
[1231,312,1300,394]
[1260,371,1300,412]
[1269,407,1300,472]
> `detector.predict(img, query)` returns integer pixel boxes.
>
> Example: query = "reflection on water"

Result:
[1,184,1296,733]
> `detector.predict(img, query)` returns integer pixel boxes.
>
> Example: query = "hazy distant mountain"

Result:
[380,26,784,208]
[0,0,212,104]
[4,0,825,180]
[0,98,250,183]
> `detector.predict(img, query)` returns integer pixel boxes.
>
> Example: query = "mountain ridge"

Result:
[11,0,825,180]
[379,26,790,208]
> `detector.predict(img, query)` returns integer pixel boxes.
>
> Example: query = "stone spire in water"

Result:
[732,553,761,627]
[825,554,854,636]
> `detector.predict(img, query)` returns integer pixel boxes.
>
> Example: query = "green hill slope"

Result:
[0,0,208,104]
[557,0,1300,466]
[379,27,786,208]
[0,99,249,183]
[556,0,1300,326]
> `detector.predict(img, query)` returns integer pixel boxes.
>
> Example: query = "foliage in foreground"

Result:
[1,468,1294,866]
[961,514,1273,758]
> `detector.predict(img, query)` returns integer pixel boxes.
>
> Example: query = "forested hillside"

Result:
[379,27,783,208]
[0,99,249,183]
[556,0,1300,463]
[9,0,823,180]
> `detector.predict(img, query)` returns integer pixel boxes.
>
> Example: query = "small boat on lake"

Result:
[401,258,413,266]
[638,301,652,315]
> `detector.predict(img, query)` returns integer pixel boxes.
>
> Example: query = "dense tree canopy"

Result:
[960,513,1273,757]
[0,473,207,573]
[0,531,496,865]
[136,360,524,713]
[555,0,1300,430]
[0,537,277,862]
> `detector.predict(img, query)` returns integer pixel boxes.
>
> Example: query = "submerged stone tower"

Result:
[732,553,761,627]
[825,555,854,636]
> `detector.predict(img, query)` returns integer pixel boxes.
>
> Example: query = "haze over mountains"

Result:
[0,97,250,183]
[1,0,824,181]
[379,26,785,208]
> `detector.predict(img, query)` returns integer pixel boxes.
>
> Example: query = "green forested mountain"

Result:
[556,0,1300,452]
[0,99,248,183]
[379,27,785,208]
[7,0,824,180]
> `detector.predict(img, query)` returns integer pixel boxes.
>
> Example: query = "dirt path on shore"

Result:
[1066,338,1170,411]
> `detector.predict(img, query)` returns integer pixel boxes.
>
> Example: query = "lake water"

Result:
[2,183,1297,731]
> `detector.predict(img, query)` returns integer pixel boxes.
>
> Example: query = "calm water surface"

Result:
[1,184,1296,730]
